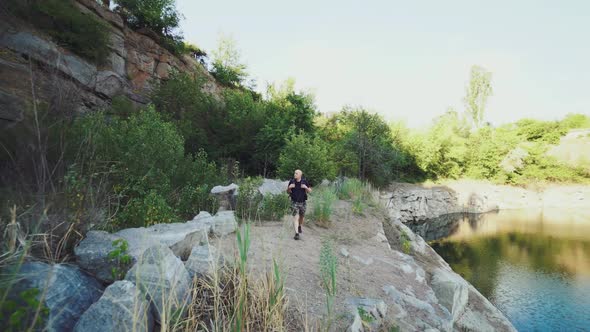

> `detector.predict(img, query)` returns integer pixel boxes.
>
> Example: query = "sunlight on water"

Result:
[411,209,590,331]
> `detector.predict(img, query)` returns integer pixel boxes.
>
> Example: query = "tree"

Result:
[277,133,336,184]
[114,0,181,36]
[464,65,493,129]
[211,34,248,87]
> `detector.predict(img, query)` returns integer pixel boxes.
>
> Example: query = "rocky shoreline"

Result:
[382,180,589,225]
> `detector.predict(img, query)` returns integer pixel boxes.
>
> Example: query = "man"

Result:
[287,169,312,240]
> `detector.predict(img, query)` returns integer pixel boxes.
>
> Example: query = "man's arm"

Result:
[301,181,312,193]
[287,180,295,193]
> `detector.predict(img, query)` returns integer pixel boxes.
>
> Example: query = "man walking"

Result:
[287,169,311,240]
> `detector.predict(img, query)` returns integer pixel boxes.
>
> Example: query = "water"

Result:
[409,209,590,332]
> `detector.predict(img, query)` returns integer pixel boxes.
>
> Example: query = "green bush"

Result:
[68,106,224,228]
[114,0,180,35]
[11,0,111,63]
[277,133,336,185]
[117,190,175,227]
[258,194,291,221]
[310,188,337,227]
[235,177,290,221]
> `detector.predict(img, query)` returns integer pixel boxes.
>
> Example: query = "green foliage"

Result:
[117,190,175,227]
[258,194,291,221]
[211,34,248,87]
[235,177,290,221]
[311,188,337,227]
[236,177,263,221]
[561,113,590,129]
[409,110,470,179]
[464,65,493,128]
[277,133,336,185]
[323,108,413,186]
[108,239,132,280]
[114,0,180,34]
[319,238,338,328]
[334,178,373,214]
[68,106,223,228]
[0,288,49,332]
[400,230,411,254]
[11,0,111,63]
[357,306,375,324]
[515,119,567,144]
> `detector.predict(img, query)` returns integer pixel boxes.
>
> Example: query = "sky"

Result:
[176,0,590,128]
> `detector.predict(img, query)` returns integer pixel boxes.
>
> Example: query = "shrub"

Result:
[117,190,175,227]
[114,0,181,35]
[258,194,291,221]
[277,133,336,185]
[235,177,291,222]
[11,0,112,63]
[311,188,337,227]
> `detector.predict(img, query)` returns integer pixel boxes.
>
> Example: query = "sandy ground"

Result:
[212,200,404,330]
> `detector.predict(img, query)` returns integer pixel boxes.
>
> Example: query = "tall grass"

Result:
[176,222,287,331]
[319,238,338,330]
[334,178,374,214]
[311,188,337,227]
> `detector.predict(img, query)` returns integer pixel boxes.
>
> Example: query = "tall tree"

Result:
[211,34,248,87]
[464,65,493,129]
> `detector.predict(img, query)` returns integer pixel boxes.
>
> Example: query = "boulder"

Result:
[75,221,208,283]
[189,211,215,231]
[258,179,289,196]
[210,183,238,210]
[430,268,469,321]
[74,230,125,283]
[125,245,191,323]
[74,280,153,332]
[3,261,104,332]
[383,284,452,331]
[346,297,388,332]
[185,244,218,278]
[212,210,238,237]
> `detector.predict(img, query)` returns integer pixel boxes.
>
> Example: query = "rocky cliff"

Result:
[0,0,220,127]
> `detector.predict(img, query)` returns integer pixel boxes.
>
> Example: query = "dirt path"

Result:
[213,200,450,331]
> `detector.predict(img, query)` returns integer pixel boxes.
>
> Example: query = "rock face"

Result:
[4,261,104,332]
[0,0,220,127]
[381,181,590,225]
[74,280,154,332]
[75,220,208,283]
[125,245,191,323]
[347,297,388,332]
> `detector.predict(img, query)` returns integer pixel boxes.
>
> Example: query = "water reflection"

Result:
[409,209,590,331]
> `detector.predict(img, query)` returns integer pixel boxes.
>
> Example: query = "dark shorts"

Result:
[291,201,306,217]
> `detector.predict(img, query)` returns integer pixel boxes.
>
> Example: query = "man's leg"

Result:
[298,215,304,233]
[293,214,299,234]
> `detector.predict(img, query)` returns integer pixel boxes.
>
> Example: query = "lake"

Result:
[408,209,590,332]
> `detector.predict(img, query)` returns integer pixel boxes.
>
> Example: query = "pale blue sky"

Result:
[176,0,589,128]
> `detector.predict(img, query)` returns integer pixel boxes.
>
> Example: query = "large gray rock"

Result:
[74,231,125,283]
[211,210,238,237]
[189,211,215,230]
[3,261,104,332]
[125,245,191,323]
[383,284,452,331]
[75,221,208,283]
[210,183,238,210]
[185,244,218,278]
[430,268,469,321]
[346,297,388,332]
[74,280,153,332]
[258,179,289,196]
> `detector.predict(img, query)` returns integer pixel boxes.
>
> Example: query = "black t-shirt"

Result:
[288,178,310,203]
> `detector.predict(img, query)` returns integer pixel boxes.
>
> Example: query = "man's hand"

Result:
[288,183,296,189]
[301,184,308,189]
